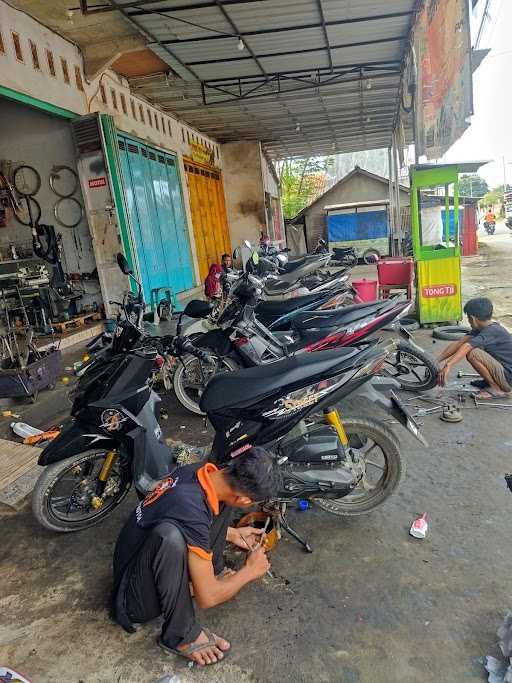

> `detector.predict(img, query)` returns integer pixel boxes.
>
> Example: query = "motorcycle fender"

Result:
[38,421,118,466]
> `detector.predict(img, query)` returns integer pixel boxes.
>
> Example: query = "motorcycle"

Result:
[173,267,438,415]
[484,221,496,235]
[31,258,425,532]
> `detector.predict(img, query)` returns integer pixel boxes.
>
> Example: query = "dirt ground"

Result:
[2,229,512,683]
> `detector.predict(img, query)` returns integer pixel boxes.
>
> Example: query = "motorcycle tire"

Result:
[362,248,380,265]
[313,417,403,516]
[173,353,240,415]
[383,341,439,391]
[32,450,132,532]
[432,325,471,341]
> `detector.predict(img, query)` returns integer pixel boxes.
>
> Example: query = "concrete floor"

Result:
[2,234,512,682]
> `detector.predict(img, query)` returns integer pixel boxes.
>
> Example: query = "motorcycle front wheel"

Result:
[313,417,403,515]
[32,450,131,532]
[173,353,240,415]
[383,341,438,391]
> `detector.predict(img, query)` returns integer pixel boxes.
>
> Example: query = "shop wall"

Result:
[0,98,99,308]
[0,0,223,293]
[221,141,266,248]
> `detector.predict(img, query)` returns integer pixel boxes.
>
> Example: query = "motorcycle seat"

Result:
[256,293,325,317]
[292,298,400,331]
[280,256,308,273]
[199,348,360,412]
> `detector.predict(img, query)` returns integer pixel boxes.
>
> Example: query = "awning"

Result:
[110,0,417,158]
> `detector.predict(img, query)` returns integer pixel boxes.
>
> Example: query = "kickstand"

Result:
[279,505,313,553]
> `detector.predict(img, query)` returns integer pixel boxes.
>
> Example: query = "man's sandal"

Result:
[475,388,511,400]
[158,628,229,666]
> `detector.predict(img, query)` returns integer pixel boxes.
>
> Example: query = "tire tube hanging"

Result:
[12,164,41,197]
[54,196,83,228]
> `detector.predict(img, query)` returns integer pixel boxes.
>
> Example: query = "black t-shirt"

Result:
[469,322,512,382]
[112,462,219,628]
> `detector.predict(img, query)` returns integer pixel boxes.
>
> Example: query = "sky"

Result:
[443,0,512,189]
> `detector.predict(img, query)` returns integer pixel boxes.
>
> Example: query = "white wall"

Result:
[0,98,100,308]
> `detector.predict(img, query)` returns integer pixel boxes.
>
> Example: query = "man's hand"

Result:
[438,362,451,386]
[245,546,270,579]
[227,526,266,551]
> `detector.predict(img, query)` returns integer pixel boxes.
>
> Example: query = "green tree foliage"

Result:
[458,174,489,198]
[276,157,334,218]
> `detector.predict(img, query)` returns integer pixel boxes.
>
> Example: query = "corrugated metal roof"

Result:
[110,0,416,158]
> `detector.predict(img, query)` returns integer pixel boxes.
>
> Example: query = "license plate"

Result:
[390,391,428,446]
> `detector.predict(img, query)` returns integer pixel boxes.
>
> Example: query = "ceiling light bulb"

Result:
[366,79,372,90]
[66,8,74,19]
[237,38,245,51]
[366,116,371,123]
[295,123,301,132]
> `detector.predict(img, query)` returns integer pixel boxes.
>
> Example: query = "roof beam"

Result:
[148,11,414,44]
[186,36,406,66]
[315,0,332,72]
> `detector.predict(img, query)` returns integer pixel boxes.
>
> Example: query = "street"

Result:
[2,245,512,683]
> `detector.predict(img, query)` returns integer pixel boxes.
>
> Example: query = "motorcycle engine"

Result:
[278,424,355,499]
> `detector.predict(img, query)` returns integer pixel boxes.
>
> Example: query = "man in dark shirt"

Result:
[437,297,512,399]
[112,448,280,667]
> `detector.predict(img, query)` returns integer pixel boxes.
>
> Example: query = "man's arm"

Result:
[438,341,473,385]
[437,335,471,362]
[188,547,269,609]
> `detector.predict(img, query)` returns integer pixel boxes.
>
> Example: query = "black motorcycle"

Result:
[484,221,496,235]
[31,256,425,533]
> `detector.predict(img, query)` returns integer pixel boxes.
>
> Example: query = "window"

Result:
[29,40,40,70]
[120,92,127,115]
[74,65,84,91]
[99,82,107,104]
[161,116,165,133]
[110,88,118,110]
[139,104,145,123]
[182,127,185,143]
[147,108,152,126]
[11,32,23,62]
[61,57,70,84]
[46,49,56,76]
[155,114,159,131]
[167,119,173,137]
[0,28,5,55]
[130,99,137,120]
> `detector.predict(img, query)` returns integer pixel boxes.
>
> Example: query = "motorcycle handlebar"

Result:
[160,335,213,363]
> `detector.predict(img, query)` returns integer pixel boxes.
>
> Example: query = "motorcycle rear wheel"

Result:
[313,417,403,516]
[32,450,131,532]
[173,353,240,415]
[383,341,438,391]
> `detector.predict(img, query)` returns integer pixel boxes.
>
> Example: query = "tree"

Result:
[459,174,489,198]
[275,157,334,218]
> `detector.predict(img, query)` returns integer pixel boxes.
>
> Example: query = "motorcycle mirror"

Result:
[244,239,252,249]
[277,253,287,264]
[117,252,132,275]
[232,247,241,260]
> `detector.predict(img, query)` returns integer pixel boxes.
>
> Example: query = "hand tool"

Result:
[239,528,274,578]
[457,371,480,378]
[472,395,512,409]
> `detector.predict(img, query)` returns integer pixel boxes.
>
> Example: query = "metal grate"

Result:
[71,115,102,154]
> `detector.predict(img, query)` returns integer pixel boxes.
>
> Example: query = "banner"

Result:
[414,0,473,159]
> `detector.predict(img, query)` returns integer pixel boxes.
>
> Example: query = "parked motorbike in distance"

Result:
[173,262,438,415]
[32,260,426,532]
[484,221,496,235]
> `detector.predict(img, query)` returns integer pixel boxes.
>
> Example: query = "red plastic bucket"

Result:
[352,279,378,302]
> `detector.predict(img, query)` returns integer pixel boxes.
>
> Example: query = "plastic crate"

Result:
[377,257,414,286]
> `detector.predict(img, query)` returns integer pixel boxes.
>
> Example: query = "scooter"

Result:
[173,268,438,415]
[484,221,496,235]
[32,259,425,535]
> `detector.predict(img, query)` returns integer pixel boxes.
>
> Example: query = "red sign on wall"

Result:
[422,284,457,298]
[88,177,107,188]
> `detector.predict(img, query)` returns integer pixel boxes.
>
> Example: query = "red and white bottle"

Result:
[410,513,429,539]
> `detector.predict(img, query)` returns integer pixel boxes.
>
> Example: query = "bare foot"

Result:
[177,630,231,666]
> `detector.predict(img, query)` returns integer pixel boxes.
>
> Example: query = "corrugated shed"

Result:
[111,0,417,158]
